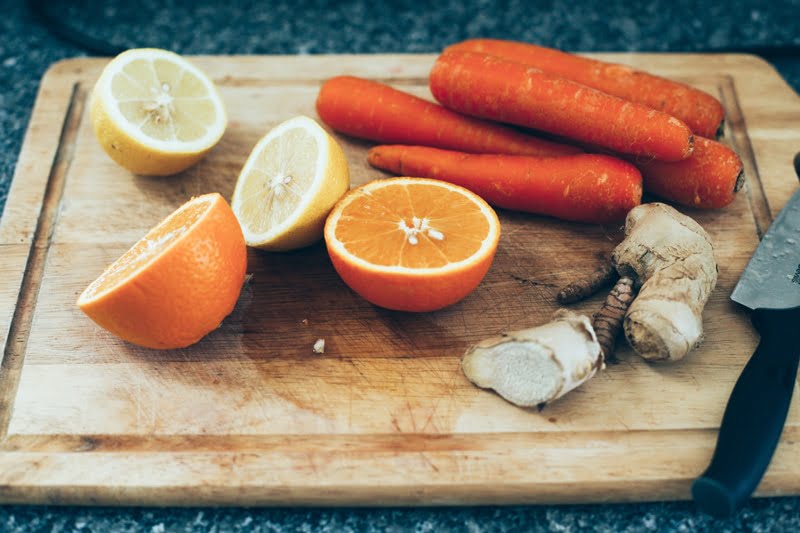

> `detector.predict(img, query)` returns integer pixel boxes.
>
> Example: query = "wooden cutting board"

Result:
[1,53,799,506]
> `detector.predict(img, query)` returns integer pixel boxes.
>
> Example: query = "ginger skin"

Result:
[612,203,718,362]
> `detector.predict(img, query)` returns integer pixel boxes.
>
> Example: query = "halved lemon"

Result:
[231,115,350,251]
[90,48,227,176]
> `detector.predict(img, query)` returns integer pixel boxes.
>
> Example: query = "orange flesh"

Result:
[334,182,490,268]
[82,196,211,298]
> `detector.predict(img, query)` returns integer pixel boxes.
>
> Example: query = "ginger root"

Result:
[612,203,718,362]
[464,203,716,407]
[462,310,603,407]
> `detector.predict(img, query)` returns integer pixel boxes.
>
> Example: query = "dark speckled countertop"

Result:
[2,0,800,531]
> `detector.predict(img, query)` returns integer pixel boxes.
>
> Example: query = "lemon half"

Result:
[90,48,227,176]
[231,116,350,251]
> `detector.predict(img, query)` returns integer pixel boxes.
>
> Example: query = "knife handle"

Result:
[692,306,800,517]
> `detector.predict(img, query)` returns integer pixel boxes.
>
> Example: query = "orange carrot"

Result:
[315,76,580,157]
[446,39,725,138]
[429,51,694,162]
[368,145,642,224]
[635,136,743,209]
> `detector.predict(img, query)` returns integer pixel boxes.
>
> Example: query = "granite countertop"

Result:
[2,0,800,531]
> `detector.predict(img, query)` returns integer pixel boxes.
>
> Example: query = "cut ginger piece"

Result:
[324,177,501,312]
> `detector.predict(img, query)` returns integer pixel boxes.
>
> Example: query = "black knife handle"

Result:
[692,306,800,517]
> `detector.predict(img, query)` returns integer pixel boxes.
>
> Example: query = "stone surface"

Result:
[1,0,800,530]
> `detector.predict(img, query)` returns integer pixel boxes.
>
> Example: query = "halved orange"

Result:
[77,193,247,349]
[324,177,501,312]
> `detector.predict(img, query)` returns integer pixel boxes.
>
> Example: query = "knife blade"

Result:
[730,187,800,310]
[693,171,800,517]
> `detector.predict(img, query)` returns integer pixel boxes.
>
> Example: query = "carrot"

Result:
[429,51,694,162]
[368,145,642,224]
[446,39,725,138]
[315,76,580,157]
[635,136,743,209]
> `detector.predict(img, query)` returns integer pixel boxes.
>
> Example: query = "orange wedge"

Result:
[324,177,501,312]
[77,193,247,349]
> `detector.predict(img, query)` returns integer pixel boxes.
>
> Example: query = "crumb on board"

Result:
[313,338,325,354]
[302,318,309,327]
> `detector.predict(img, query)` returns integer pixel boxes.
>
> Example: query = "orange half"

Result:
[77,193,247,349]
[324,177,501,311]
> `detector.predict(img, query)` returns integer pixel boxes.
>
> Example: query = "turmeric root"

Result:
[462,310,603,407]
[612,203,718,361]
[557,261,617,304]
[592,276,636,363]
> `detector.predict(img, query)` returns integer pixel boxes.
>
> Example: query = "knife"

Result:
[692,156,800,518]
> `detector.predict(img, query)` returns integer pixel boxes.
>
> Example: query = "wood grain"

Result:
[0,53,799,506]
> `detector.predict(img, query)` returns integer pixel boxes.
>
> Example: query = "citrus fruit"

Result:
[324,177,501,312]
[231,115,350,251]
[90,48,227,176]
[77,193,247,349]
